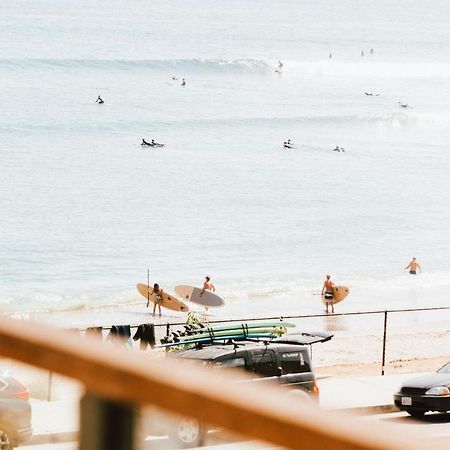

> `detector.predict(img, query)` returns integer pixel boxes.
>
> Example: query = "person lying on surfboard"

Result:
[150,139,165,147]
[321,274,335,314]
[150,283,163,317]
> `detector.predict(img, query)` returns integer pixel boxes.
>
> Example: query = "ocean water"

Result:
[2,0,450,325]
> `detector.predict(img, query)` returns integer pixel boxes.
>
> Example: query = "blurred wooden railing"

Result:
[0,317,435,450]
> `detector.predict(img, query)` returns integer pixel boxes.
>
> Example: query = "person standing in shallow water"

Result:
[405,257,421,275]
[200,276,215,311]
[150,283,163,317]
[321,274,335,313]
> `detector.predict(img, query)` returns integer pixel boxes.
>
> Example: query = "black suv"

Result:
[173,340,319,397]
[142,333,331,448]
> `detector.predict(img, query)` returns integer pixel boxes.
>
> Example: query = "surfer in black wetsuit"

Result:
[95,95,104,104]
[284,139,293,149]
[151,139,165,147]
[141,139,152,146]
[181,78,186,87]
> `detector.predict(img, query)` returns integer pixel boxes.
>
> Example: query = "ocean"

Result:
[1,0,450,327]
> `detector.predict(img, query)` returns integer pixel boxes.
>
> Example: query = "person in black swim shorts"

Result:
[321,274,335,313]
[405,257,421,275]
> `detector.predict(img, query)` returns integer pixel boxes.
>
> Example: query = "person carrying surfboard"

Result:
[321,275,335,313]
[200,276,215,296]
[150,283,163,317]
[200,276,215,312]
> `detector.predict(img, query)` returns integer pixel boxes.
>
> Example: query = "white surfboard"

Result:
[174,285,225,307]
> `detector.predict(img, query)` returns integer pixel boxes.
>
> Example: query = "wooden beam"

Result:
[0,317,435,450]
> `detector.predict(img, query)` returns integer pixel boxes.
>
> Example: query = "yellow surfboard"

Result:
[321,285,350,305]
[137,283,189,313]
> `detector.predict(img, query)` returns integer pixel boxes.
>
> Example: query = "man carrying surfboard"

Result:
[321,275,335,314]
[200,276,215,296]
[405,257,421,275]
[200,276,215,311]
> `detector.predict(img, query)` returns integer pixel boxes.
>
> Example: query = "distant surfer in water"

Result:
[141,138,152,146]
[278,61,283,70]
[283,139,293,149]
[333,145,345,152]
[321,274,335,313]
[181,78,186,87]
[405,257,421,275]
[150,283,163,317]
[151,139,165,147]
[95,95,104,104]
[398,102,411,109]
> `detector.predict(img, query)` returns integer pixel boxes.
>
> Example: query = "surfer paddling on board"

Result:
[150,283,163,317]
[405,257,421,275]
[95,95,104,104]
[321,275,335,313]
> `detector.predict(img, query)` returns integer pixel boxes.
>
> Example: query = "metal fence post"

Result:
[47,371,53,401]
[79,393,137,450]
[381,311,388,376]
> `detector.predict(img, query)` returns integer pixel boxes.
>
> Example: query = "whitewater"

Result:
[1,0,450,327]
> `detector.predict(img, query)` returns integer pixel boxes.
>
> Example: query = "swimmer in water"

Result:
[405,257,421,275]
[181,78,186,87]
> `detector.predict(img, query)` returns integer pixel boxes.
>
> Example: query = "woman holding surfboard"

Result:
[150,283,163,317]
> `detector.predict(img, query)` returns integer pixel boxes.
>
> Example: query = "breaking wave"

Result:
[0,57,273,74]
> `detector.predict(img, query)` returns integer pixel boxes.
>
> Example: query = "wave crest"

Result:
[0,57,272,74]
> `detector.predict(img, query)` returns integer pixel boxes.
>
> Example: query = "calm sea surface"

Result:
[1,0,450,325]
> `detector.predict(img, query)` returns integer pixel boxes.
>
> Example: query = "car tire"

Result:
[170,417,205,448]
[0,427,15,450]
[406,409,426,419]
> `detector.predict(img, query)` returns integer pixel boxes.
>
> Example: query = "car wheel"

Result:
[171,417,205,448]
[406,409,426,419]
[0,427,14,450]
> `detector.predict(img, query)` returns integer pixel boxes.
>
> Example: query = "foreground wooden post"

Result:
[79,393,136,450]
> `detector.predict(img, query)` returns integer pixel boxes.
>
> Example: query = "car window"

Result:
[251,350,277,377]
[215,357,246,369]
[280,351,310,374]
[438,362,450,373]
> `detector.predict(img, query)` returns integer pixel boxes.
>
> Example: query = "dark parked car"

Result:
[142,332,332,448]
[394,362,450,418]
[0,374,32,449]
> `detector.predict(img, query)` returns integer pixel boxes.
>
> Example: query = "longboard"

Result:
[137,283,189,313]
[174,285,224,307]
[159,332,280,348]
[321,285,349,306]
[178,321,295,336]
[175,326,288,342]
